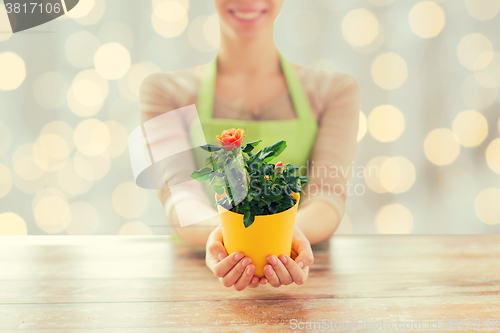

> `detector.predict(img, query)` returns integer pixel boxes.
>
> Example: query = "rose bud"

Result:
[275,161,284,174]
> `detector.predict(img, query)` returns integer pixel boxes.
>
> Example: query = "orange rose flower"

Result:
[216,128,245,150]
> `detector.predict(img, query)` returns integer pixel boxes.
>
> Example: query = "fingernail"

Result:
[235,252,244,261]
[218,252,226,261]
[279,255,288,265]
[267,255,277,266]
[247,266,255,276]
[242,258,252,267]
[265,267,274,276]
[298,261,304,268]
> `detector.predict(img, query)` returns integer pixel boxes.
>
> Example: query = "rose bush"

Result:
[190,128,310,228]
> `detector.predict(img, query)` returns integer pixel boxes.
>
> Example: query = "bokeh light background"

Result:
[0,0,500,235]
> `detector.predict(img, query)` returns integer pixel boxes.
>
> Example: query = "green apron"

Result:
[190,54,318,201]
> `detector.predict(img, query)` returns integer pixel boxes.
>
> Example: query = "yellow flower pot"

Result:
[216,193,300,277]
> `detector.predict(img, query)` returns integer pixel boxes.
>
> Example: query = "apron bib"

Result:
[190,54,318,201]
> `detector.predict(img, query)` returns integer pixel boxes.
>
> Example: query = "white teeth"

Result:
[233,11,260,20]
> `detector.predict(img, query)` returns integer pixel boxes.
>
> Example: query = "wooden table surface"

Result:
[0,235,499,332]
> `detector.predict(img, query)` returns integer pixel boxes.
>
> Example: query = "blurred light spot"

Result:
[57,160,93,196]
[280,10,321,47]
[424,128,460,166]
[474,52,500,88]
[371,53,408,90]
[73,151,111,181]
[457,34,494,71]
[368,104,405,142]
[204,15,220,49]
[12,174,47,194]
[33,194,71,233]
[365,156,389,194]
[94,43,131,80]
[112,182,149,218]
[118,62,162,101]
[68,0,105,25]
[13,144,46,180]
[152,1,189,38]
[68,69,109,117]
[0,163,12,199]
[357,111,367,142]
[153,0,189,9]
[66,0,95,18]
[33,72,69,109]
[97,21,134,50]
[0,122,12,156]
[33,134,70,171]
[0,52,26,91]
[74,119,110,156]
[380,156,416,193]
[40,121,75,152]
[335,215,353,234]
[368,0,394,5]
[342,9,379,47]
[409,1,445,39]
[188,15,220,52]
[0,212,27,235]
[119,221,153,235]
[452,110,488,147]
[66,202,99,235]
[465,0,500,21]
[375,204,413,234]
[486,138,500,174]
[104,121,128,158]
[461,74,497,110]
[65,31,100,68]
[0,5,12,42]
[474,188,500,225]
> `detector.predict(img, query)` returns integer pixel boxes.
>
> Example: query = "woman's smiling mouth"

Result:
[229,9,267,23]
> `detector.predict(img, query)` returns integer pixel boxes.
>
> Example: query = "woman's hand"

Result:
[206,226,260,291]
[260,226,314,287]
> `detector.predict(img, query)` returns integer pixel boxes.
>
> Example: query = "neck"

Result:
[217,29,280,76]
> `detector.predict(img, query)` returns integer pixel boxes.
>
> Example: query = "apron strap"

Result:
[197,57,217,121]
[196,54,313,121]
[279,54,313,120]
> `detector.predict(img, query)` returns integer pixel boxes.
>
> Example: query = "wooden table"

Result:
[1,235,499,332]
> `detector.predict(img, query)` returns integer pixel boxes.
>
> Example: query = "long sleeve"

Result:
[301,72,361,220]
[139,69,211,221]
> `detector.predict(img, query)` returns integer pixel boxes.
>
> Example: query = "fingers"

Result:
[213,251,244,278]
[248,276,260,288]
[291,230,314,269]
[205,227,227,271]
[233,264,256,291]
[263,263,281,287]
[220,256,252,288]
[278,254,306,285]
[267,255,293,286]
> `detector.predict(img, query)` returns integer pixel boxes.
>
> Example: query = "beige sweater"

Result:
[140,64,360,220]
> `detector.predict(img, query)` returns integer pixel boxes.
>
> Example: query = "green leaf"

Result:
[262,141,287,162]
[299,176,311,184]
[199,144,222,152]
[263,195,283,204]
[242,140,262,153]
[243,211,255,228]
[189,167,213,182]
[213,186,225,195]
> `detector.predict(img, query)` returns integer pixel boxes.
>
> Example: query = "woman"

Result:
[140,0,360,290]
